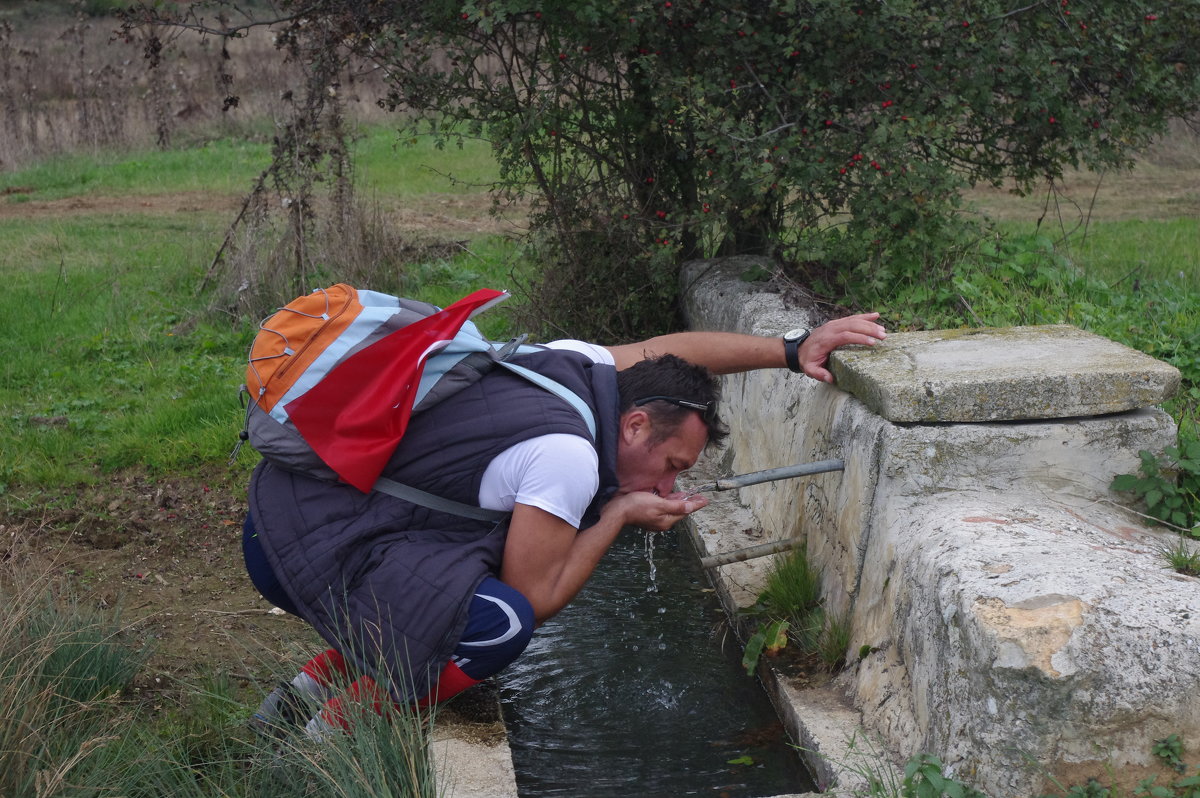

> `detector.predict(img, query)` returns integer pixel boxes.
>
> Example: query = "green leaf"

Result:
[727,755,755,766]
[1111,474,1139,492]
[764,618,790,656]
[742,627,767,676]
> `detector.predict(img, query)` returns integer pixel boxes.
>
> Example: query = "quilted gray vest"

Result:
[248,348,620,699]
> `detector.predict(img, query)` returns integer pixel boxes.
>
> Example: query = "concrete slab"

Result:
[431,734,519,798]
[829,325,1181,422]
[431,686,518,798]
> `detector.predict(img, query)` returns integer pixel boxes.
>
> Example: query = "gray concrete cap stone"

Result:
[828,324,1180,422]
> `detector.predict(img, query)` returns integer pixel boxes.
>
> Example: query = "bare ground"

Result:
[0,187,526,237]
[2,469,315,690]
[962,159,1200,223]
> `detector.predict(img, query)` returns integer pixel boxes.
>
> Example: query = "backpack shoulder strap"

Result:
[372,477,511,523]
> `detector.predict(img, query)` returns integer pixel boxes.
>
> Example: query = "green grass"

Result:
[0,212,247,486]
[0,128,519,492]
[0,138,272,199]
[998,217,1199,285]
[353,130,502,197]
[0,124,501,202]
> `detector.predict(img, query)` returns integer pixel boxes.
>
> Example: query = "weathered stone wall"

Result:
[682,257,1200,796]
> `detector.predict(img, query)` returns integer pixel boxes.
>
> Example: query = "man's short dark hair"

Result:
[616,354,728,449]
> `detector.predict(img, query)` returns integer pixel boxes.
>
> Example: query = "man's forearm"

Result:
[605,313,887,382]
[607,331,785,375]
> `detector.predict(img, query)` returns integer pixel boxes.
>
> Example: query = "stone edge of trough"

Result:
[680,464,895,798]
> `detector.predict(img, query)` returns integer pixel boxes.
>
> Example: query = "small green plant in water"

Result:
[742,618,789,676]
[741,549,850,674]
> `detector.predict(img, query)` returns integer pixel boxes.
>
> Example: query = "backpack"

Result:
[238,284,595,521]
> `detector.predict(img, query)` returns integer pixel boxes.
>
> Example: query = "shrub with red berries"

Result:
[140,0,1200,338]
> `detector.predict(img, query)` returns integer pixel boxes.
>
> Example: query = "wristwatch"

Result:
[782,327,811,373]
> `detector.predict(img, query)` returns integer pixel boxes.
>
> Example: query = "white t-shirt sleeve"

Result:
[478,434,600,528]
[477,340,612,528]
[542,339,615,366]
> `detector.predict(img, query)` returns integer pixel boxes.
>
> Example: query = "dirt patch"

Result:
[963,159,1200,223]
[1,469,322,694]
[0,191,246,220]
[0,188,529,239]
[378,193,528,238]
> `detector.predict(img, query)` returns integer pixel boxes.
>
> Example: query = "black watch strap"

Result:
[783,328,810,373]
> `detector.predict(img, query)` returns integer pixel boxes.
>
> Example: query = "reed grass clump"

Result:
[0,560,439,797]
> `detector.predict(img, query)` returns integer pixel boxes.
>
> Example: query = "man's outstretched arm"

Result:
[604,312,887,383]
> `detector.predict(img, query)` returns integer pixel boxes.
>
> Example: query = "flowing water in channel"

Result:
[498,528,817,797]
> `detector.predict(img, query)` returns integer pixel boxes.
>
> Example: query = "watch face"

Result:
[784,327,810,342]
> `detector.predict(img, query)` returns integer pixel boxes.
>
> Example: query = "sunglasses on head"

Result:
[633,395,713,414]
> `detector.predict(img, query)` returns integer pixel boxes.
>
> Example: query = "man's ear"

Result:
[619,408,651,445]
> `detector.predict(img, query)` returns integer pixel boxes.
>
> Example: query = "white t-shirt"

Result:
[476,340,615,528]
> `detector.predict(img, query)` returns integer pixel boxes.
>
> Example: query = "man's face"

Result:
[615,410,709,497]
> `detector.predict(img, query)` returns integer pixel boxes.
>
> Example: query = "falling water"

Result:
[645,530,659,590]
[499,527,816,797]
